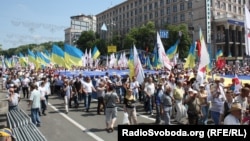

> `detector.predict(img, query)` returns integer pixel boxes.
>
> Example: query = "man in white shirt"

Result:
[224,102,242,125]
[144,77,155,115]
[21,75,30,99]
[82,76,96,112]
[130,76,140,100]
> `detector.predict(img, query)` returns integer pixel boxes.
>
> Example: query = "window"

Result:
[173,15,178,23]
[180,14,185,21]
[161,9,164,16]
[149,3,152,10]
[167,16,171,24]
[167,7,171,15]
[173,5,177,12]
[154,2,158,9]
[150,13,153,19]
[180,3,184,11]
[144,5,147,11]
[155,11,158,17]
[166,0,171,4]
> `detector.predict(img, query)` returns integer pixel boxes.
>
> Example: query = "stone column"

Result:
[232,25,237,57]
[224,23,230,56]
[238,27,242,57]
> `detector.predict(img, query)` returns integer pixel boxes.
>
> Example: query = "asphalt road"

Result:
[18,94,160,141]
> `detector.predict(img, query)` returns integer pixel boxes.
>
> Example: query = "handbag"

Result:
[122,112,130,125]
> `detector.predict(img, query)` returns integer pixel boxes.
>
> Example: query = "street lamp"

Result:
[185,0,200,43]
[107,21,116,45]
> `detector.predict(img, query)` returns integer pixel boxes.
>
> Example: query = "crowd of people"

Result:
[1,63,250,134]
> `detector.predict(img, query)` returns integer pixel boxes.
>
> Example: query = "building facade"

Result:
[64,14,96,45]
[96,0,250,59]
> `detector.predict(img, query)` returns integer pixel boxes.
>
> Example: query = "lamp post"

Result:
[107,21,116,45]
[185,0,200,44]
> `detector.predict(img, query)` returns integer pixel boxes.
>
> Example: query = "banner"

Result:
[108,45,117,53]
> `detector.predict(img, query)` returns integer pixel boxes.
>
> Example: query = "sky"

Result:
[0,0,125,50]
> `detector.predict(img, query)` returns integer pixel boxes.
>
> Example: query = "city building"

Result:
[64,14,96,45]
[96,0,250,60]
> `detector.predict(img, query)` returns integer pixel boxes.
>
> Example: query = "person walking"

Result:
[160,85,173,125]
[123,88,137,125]
[104,84,119,133]
[28,83,41,127]
[7,87,20,111]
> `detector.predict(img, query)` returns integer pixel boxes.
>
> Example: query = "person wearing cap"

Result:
[154,82,164,124]
[234,87,250,121]
[208,83,226,125]
[28,83,41,127]
[198,84,209,125]
[0,128,16,141]
[160,85,173,125]
[184,89,201,125]
[219,90,235,125]
[7,88,20,111]
[224,102,242,125]
[173,80,187,123]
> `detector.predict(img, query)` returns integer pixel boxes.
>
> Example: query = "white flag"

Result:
[156,32,172,70]
[133,45,145,84]
[245,5,250,55]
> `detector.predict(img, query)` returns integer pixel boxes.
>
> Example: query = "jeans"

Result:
[144,95,153,114]
[200,105,209,125]
[22,87,29,98]
[84,93,92,110]
[97,97,105,114]
[163,107,172,125]
[210,111,220,125]
[31,108,41,125]
[155,105,161,124]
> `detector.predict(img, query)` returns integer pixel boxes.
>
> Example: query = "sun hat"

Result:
[229,102,242,112]
[0,128,16,139]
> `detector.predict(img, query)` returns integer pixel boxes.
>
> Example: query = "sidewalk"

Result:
[0,79,8,128]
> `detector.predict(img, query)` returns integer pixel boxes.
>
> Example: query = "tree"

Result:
[164,24,191,59]
[76,30,96,51]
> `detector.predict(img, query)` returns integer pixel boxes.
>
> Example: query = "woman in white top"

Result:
[82,76,96,112]
[39,81,47,116]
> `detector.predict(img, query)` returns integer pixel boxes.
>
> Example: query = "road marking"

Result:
[48,103,104,141]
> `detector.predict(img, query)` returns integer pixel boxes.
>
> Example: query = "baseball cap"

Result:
[0,128,16,139]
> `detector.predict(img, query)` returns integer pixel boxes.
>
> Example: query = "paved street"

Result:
[17,94,160,141]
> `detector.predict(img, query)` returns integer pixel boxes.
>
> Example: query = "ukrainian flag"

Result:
[128,48,134,78]
[19,53,27,67]
[152,43,161,69]
[37,52,50,66]
[92,46,100,60]
[64,44,83,68]
[28,49,36,64]
[166,39,180,60]
[51,44,65,67]
[184,43,196,69]
[216,49,223,61]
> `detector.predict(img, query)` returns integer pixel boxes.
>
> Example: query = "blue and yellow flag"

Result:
[166,39,180,59]
[184,43,196,69]
[92,46,100,60]
[19,53,27,67]
[28,49,36,64]
[216,49,223,61]
[128,47,134,78]
[64,44,83,68]
[51,44,65,67]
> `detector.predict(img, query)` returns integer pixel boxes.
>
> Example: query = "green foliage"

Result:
[0,41,64,57]
[164,24,191,59]
[76,30,96,51]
